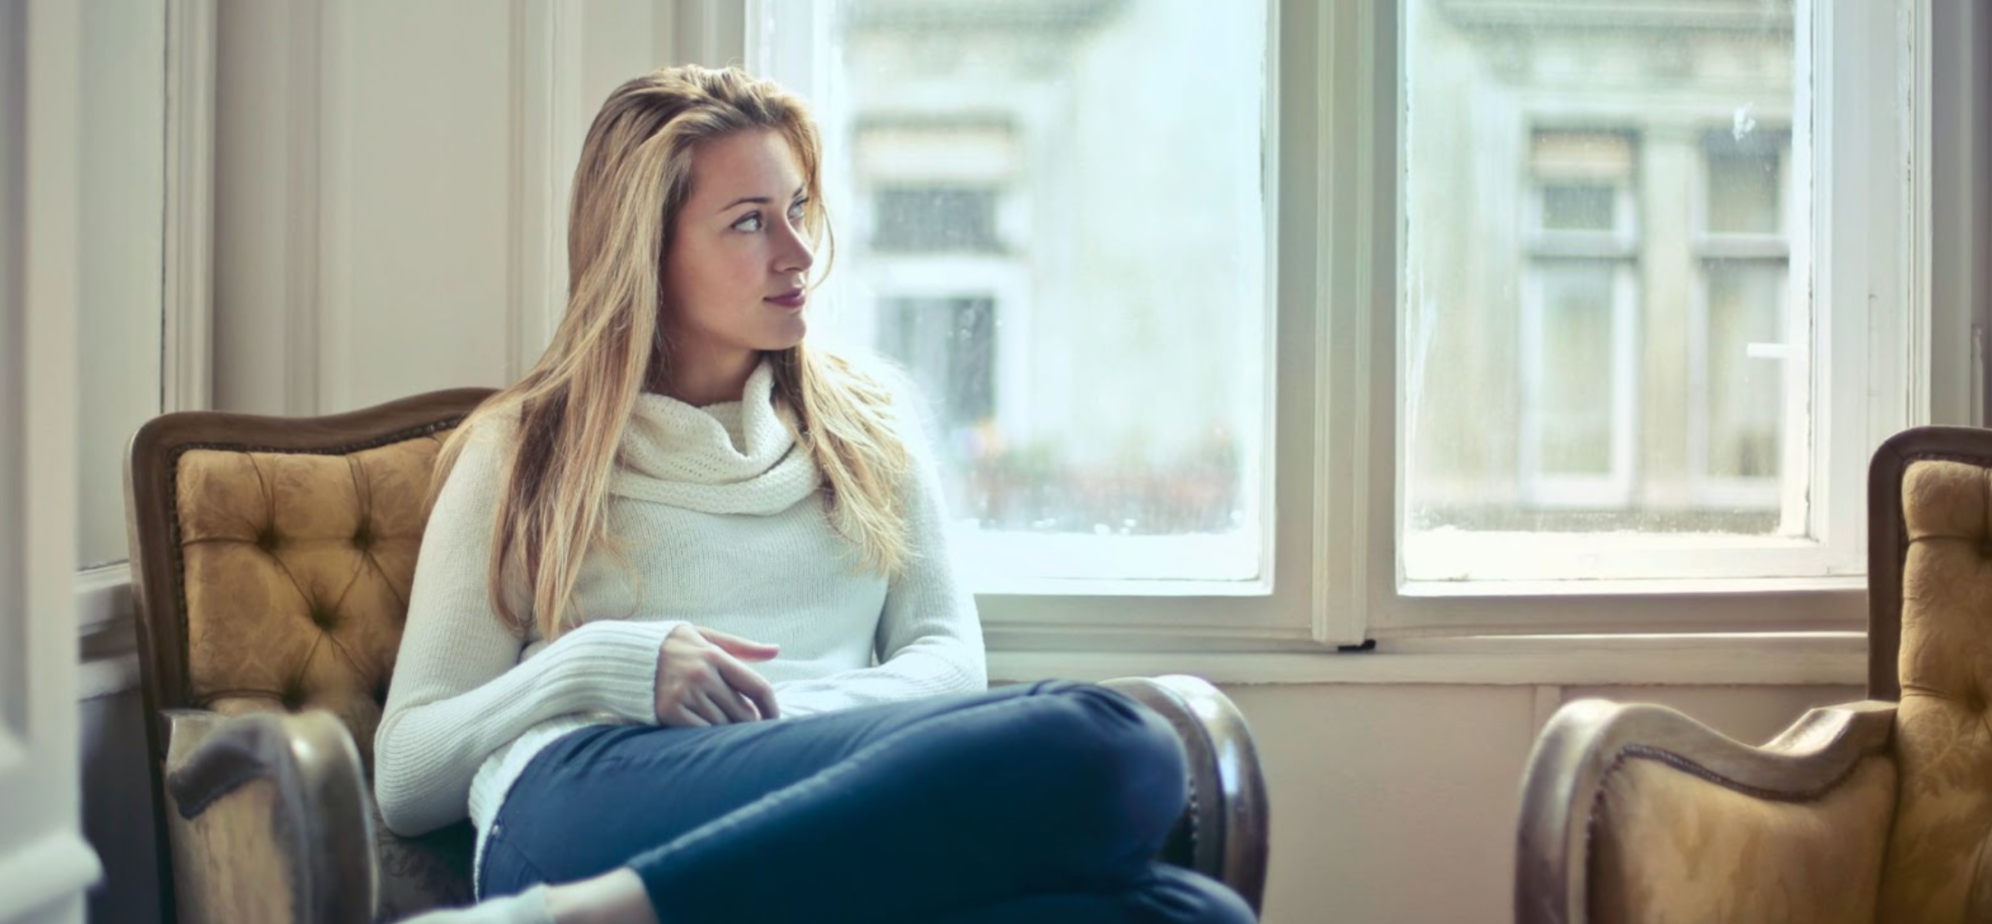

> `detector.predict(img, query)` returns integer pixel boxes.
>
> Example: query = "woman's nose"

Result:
[775,219,814,276]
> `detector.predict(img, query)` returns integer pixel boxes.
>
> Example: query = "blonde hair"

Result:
[429,65,912,640]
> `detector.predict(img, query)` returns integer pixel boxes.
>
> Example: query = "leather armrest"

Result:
[161,709,378,924]
[1516,699,1898,924]
[1102,675,1270,915]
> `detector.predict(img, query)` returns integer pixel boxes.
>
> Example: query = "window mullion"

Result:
[1310,0,1384,648]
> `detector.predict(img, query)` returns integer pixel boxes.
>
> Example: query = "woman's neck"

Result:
[653,348,759,407]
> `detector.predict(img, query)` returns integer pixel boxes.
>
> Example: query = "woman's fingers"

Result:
[714,653,781,720]
[697,627,781,662]
[686,687,730,726]
[653,626,784,726]
[704,677,760,724]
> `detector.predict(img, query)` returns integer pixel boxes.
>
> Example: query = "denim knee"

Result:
[1019,683,1189,853]
[1131,865,1257,924]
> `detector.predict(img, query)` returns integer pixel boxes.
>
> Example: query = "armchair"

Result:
[1515,425,1992,923]
[125,389,1270,923]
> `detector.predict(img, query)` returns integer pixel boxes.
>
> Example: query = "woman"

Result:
[378,65,1254,924]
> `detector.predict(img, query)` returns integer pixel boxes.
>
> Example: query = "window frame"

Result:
[1374,0,1935,638]
[741,0,1940,651]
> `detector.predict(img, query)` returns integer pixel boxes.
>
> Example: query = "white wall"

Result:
[210,0,737,416]
[1231,682,1862,923]
[75,0,164,570]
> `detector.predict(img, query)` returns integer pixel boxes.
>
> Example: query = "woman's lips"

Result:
[765,289,806,309]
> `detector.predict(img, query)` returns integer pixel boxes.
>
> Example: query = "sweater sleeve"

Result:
[772,410,988,718]
[372,422,682,836]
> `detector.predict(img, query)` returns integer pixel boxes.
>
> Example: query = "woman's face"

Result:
[662,128,815,377]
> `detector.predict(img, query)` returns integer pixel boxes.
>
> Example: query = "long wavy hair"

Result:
[428,65,912,641]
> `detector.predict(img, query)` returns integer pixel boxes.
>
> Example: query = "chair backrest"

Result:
[126,390,493,920]
[126,389,494,769]
[1868,426,1992,921]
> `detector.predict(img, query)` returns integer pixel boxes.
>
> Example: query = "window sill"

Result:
[76,565,139,700]
[75,563,132,633]
[989,631,1867,687]
[82,561,1864,692]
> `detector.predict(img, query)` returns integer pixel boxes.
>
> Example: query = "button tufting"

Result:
[352,525,374,550]
[281,687,306,711]
[256,529,280,552]
[310,602,338,630]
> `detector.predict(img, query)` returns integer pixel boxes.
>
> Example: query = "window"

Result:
[746,0,1929,645]
[1397,0,1895,595]
[755,0,1272,596]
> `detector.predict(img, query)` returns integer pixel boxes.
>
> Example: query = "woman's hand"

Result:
[654,625,782,727]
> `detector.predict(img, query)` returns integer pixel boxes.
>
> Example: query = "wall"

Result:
[1232,682,1861,923]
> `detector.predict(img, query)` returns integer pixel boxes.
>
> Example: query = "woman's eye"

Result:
[788,201,808,221]
[733,212,763,232]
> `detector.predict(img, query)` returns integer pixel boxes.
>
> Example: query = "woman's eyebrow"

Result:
[717,195,772,214]
[716,186,808,215]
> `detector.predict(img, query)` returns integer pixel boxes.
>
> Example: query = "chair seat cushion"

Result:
[372,803,475,921]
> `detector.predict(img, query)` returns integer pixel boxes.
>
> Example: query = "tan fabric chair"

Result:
[1514,425,1992,924]
[125,390,1272,924]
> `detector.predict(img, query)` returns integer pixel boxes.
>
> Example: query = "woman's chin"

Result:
[760,318,808,352]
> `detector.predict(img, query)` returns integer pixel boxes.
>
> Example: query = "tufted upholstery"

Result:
[128,389,493,922]
[1879,458,1992,920]
[176,443,435,766]
[1516,426,1992,924]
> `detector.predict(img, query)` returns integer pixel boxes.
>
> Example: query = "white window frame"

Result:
[1372,0,1936,637]
[736,0,1938,652]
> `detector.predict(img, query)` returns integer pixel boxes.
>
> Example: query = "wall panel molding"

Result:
[315,0,355,413]
[163,0,215,413]
[510,0,587,379]
[283,0,323,415]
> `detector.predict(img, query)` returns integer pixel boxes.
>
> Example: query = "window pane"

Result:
[765,0,1270,584]
[1403,0,1803,575]
[1705,132,1783,235]
[1703,260,1785,480]
[872,186,1002,253]
[1541,185,1615,233]
[881,295,997,440]
[1532,264,1619,477]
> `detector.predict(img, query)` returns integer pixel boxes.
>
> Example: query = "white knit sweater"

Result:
[372,360,987,863]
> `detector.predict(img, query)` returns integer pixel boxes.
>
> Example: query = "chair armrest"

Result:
[1101,675,1269,916]
[1516,699,1897,924]
[161,709,378,924]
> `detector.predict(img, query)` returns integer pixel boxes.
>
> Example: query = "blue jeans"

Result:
[479,680,1255,924]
